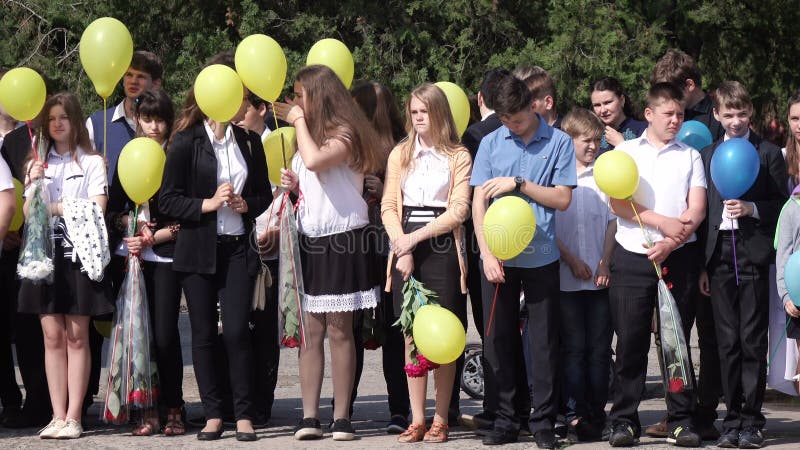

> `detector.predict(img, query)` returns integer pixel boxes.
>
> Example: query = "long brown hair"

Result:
[295,65,381,174]
[42,93,96,164]
[172,52,235,137]
[351,81,405,161]
[397,83,464,170]
[786,90,800,182]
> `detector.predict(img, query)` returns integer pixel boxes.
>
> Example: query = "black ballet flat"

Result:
[236,431,258,441]
[197,429,223,440]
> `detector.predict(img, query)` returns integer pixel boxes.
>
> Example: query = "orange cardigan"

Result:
[380,144,473,293]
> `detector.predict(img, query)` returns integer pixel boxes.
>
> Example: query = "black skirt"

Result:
[18,242,113,317]
[299,226,379,313]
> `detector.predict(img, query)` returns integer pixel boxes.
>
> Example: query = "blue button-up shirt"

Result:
[470,114,576,268]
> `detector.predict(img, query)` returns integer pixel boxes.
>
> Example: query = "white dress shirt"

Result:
[24,146,107,202]
[717,131,760,230]
[203,121,248,236]
[614,131,707,254]
[85,101,135,149]
[401,136,450,209]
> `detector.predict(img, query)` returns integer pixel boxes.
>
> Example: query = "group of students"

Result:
[1,46,800,449]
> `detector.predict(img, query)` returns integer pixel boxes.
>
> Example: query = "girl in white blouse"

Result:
[20,93,109,440]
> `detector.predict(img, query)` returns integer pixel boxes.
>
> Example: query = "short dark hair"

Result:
[493,74,533,115]
[713,81,752,111]
[131,50,163,82]
[650,48,702,89]
[480,68,511,110]
[646,82,685,109]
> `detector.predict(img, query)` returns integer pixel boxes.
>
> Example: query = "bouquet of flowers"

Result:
[657,276,694,393]
[17,129,54,283]
[102,213,158,424]
[277,192,306,348]
[394,276,440,377]
[361,307,383,350]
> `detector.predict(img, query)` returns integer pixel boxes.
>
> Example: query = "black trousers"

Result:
[250,258,280,422]
[693,290,722,427]
[141,260,184,409]
[609,244,699,433]
[0,250,22,410]
[481,261,559,434]
[380,288,411,417]
[1,248,50,419]
[708,233,768,431]
[181,239,256,421]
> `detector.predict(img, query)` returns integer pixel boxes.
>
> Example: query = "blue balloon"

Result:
[677,120,713,150]
[786,252,800,307]
[710,138,759,200]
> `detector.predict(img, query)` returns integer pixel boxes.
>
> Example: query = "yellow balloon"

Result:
[79,17,133,99]
[483,196,537,261]
[434,81,470,137]
[9,178,24,232]
[412,305,466,364]
[0,68,46,121]
[94,320,112,339]
[194,65,244,123]
[235,34,287,102]
[263,127,297,186]
[118,137,166,205]
[306,38,354,88]
[593,150,639,199]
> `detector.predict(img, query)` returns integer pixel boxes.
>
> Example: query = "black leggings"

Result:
[142,260,184,409]
[181,240,256,421]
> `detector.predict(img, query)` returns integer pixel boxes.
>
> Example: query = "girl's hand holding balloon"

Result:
[723,199,754,219]
[785,301,800,318]
[280,168,299,192]
[482,254,506,284]
[645,236,678,264]
[125,236,144,255]
[28,161,45,181]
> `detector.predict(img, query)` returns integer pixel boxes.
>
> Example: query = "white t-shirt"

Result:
[614,132,707,254]
[556,164,614,291]
[293,152,368,237]
[0,157,13,191]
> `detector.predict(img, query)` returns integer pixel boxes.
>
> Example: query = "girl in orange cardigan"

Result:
[381,83,472,443]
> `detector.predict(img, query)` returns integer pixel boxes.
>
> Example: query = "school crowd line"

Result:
[2,47,800,449]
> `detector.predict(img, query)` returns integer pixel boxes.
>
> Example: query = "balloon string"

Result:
[485,261,503,337]
[270,102,288,169]
[26,121,37,162]
[103,97,108,159]
[731,218,740,286]
[630,200,662,278]
[767,319,791,369]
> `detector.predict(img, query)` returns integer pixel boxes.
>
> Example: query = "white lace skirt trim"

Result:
[303,286,379,313]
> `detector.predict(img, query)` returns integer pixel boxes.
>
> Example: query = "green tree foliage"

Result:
[2,0,798,135]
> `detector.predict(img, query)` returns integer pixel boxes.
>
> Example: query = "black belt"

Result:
[717,229,736,237]
[217,234,245,244]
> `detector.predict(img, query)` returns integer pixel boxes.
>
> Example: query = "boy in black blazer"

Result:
[698,81,788,448]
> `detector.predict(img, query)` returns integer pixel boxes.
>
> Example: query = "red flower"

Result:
[362,338,381,350]
[417,354,440,371]
[404,363,427,378]
[666,282,674,290]
[281,335,300,348]
[129,389,148,404]
[662,267,669,275]
[105,408,127,423]
[668,377,685,393]
[150,387,159,401]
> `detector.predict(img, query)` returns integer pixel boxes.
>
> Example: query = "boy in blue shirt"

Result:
[471,73,576,449]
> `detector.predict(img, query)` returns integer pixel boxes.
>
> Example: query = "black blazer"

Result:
[1,125,34,180]
[461,113,502,160]
[699,132,788,267]
[159,123,271,275]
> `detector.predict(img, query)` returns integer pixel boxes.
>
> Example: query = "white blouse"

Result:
[24,146,107,202]
[203,121,248,236]
[401,136,450,208]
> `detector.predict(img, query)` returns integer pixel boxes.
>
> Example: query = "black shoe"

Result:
[666,425,701,447]
[716,428,739,448]
[601,423,613,441]
[553,420,567,438]
[482,428,518,445]
[609,423,639,447]
[332,418,355,441]
[293,417,323,440]
[197,428,223,440]
[738,427,764,449]
[0,406,22,427]
[574,419,602,442]
[566,421,579,443]
[236,430,258,441]
[386,414,408,434]
[533,429,557,449]
[695,422,720,441]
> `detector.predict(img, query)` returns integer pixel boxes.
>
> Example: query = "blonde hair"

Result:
[397,83,464,170]
[561,107,604,140]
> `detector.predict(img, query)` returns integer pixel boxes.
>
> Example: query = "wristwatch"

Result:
[514,176,524,192]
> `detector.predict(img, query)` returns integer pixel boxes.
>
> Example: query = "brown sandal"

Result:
[132,413,160,436]
[398,423,426,443]
[163,408,185,436]
[423,421,449,443]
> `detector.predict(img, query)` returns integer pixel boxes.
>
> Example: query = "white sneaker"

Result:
[39,417,66,439]
[56,419,83,439]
